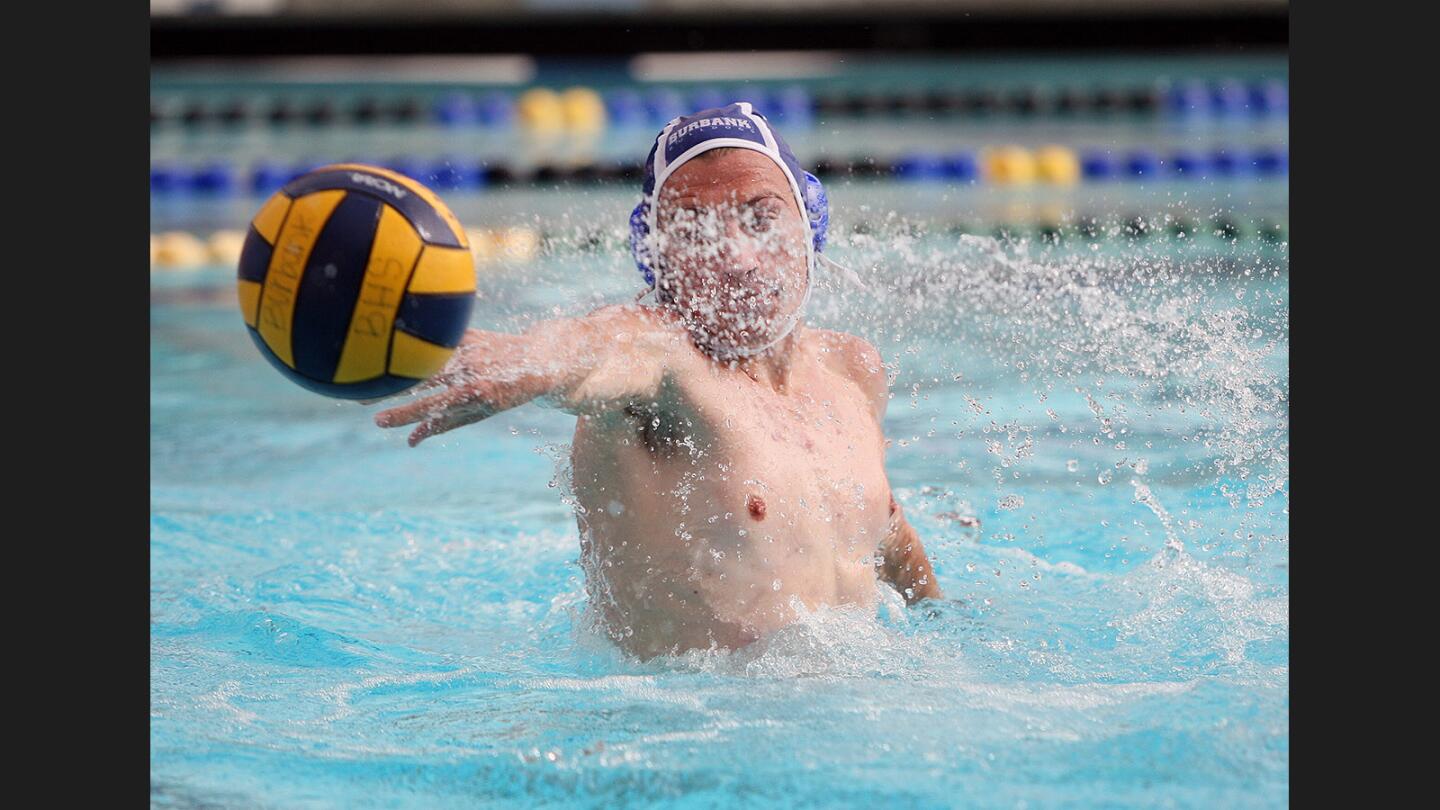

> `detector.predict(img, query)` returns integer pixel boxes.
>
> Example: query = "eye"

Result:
[742,203,781,234]
[665,209,707,242]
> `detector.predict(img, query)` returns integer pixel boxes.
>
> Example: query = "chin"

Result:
[716,320,795,356]
[679,294,799,354]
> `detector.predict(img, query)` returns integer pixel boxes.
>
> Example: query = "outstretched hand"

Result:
[373,328,540,447]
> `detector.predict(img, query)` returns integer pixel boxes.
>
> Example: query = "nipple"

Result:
[746,493,767,521]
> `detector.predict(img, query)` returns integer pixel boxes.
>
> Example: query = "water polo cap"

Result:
[628,102,830,356]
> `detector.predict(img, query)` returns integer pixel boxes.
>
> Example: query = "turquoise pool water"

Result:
[151,216,1287,807]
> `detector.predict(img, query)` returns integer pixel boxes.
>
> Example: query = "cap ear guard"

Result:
[628,199,655,288]
[802,170,829,254]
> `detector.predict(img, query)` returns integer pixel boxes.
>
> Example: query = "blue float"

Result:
[1169,150,1210,178]
[384,157,427,182]
[476,92,515,127]
[942,152,979,182]
[191,162,237,194]
[150,164,186,194]
[434,93,478,127]
[1125,150,1161,178]
[1210,79,1252,116]
[1209,150,1242,177]
[768,84,815,126]
[1250,148,1288,176]
[726,84,762,109]
[1250,80,1289,116]
[644,88,686,125]
[1167,80,1211,117]
[689,86,730,113]
[1080,151,1119,180]
[893,153,946,181]
[426,158,484,190]
[605,89,647,126]
[250,162,292,195]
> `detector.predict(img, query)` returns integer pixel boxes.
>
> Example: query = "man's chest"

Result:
[642,368,890,517]
[663,358,882,455]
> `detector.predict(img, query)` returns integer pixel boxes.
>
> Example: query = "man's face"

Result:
[654,149,809,356]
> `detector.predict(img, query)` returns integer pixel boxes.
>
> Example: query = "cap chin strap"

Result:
[817,252,868,292]
[710,250,871,357]
[717,265,813,359]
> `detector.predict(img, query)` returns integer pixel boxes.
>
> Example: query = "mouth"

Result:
[690,273,777,310]
[722,288,780,321]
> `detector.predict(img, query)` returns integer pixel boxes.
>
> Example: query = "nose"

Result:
[713,218,762,275]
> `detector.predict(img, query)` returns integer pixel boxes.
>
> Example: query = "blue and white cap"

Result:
[630,102,829,293]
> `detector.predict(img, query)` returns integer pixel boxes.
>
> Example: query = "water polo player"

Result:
[375,103,942,658]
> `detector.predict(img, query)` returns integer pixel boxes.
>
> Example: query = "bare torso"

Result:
[568,324,893,658]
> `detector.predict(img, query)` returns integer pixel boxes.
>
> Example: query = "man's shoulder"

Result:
[804,328,888,408]
[805,327,884,374]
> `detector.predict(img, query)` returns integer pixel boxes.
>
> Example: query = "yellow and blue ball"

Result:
[237,163,476,399]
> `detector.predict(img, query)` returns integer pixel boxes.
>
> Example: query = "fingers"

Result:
[374,386,470,428]
[408,401,491,446]
[408,416,455,447]
[408,421,437,447]
[376,375,511,435]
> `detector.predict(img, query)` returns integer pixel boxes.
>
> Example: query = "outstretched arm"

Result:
[374,304,686,446]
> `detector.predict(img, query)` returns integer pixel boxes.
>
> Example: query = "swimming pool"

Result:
[151,49,1287,805]
[152,189,1287,806]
